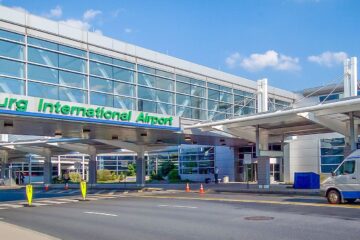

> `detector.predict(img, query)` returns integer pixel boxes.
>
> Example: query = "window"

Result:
[28,47,58,67]
[59,54,86,73]
[90,61,112,79]
[89,52,112,64]
[336,161,356,175]
[138,99,156,113]
[90,77,113,93]
[114,96,135,110]
[0,58,24,78]
[0,76,24,95]
[156,77,174,91]
[90,92,113,107]
[176,94,191,107]
[138,73,155,87]
[59,87,87,103]
[208,89,219,101]
[113,67,134,83]
[114,82,134,97]
[0,40,24,60]
[320,138,345,173]
[59,71,87,89]
[28,82,58,100]
[28,37,57,50]
[0,29,24,42]
[58,45,86,58]
[138,65,156,75]
[113,59,135,70]
[176,82,191,95]
[28,64,58,84]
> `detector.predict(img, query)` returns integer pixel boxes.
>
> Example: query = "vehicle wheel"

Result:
[327,190,341,204]
[346,199,357,204]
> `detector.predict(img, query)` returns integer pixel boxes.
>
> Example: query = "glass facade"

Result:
[179,146,215,174]
[320,138,345,173]
[0,28,292,121]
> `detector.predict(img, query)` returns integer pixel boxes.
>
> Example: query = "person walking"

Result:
[214,167,219,184]
[63,171,70,185]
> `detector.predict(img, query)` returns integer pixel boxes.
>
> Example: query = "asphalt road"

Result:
[0,192,359,240]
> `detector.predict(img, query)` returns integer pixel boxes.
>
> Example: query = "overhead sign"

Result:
[0,94,180,130]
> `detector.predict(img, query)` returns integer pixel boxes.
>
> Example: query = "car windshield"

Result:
[335,160,356,175]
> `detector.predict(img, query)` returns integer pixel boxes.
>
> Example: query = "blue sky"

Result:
[1,0,359,91]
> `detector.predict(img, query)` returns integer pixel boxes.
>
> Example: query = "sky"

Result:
[1,0,360,92]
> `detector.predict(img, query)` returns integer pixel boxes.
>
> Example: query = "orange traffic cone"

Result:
[185,183,190,192]
[44,184,49,191]
[199,184,205,194]
[65,183,69,190]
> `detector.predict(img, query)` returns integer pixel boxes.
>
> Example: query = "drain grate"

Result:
[244,216,274,221]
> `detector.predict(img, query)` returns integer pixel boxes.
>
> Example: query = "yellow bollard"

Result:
[26,184,33,207]
[80,181,87,201]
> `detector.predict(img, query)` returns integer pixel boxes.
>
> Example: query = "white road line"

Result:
[68,190,79,194]
[55,198,79,202]
[0,208,7,210]
[46,190,58,193]
[84,211,118,217]
[0,204,23,208]
[56,190,68,194]
[108,190,116,195]
[84,197,99,201]
[95,190,106,194]
[18,202,49,206]
[158,204,198,209]
[37,200,67,204]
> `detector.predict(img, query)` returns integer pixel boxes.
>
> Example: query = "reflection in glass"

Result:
[59,87,87,103]
[0,76,24,95]
[28,47,58,67]
[28,82,58,100]
[59,71,87,89]
[28,64,58,84]
[90,92,114,107]
[0,40,24,60]
[90,76,113,93]
[0,58,24,78]
[114,96,135,110]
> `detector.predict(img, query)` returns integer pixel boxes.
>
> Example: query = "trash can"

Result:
[223,176,229,183]
[294,172,320,189]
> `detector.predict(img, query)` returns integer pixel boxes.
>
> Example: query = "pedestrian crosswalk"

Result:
[0,190,129,211]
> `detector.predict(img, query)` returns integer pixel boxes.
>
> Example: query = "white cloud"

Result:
[226,50,300,72]
[46,5,62,18]
[308,51,348,67]
[83,9,102,21]
[10,6,28,13]
[124,28,133,34]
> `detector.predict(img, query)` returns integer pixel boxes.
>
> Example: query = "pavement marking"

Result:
[68,190,79,194]
[84,211,118,217]
[108,190,116,195]
[46,190,58,194]
[0,204,23,208]
[55,198,79,202]
[136,195,360,209]
[95,190,107,194]
[158,204,198,209]
[56,190,69,194]
[18,202,49,206]
[37,200,67,204]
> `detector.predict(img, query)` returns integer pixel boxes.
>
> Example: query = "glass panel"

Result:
[28,47,58,67]
[90,76,113,93]
[157,90,173,103]
[28,37,58,50]
[191,79,206,86]
[321,165,339,173]
[320,147,344,156]
[0,76,24,95]
[90,92,114,107]
[156,69,174,79]
[58,45,86,57]
[218,102,232,113]
[192,108,207,120]
[138,99,156,113]
[321,156,344,165]
[191,97,206,109]
[208,89,219,100]
[59,54,86,73]
[191,85,205,97]
[0,58,24,78]
[176,75,190,83]
[113,59,135,69]
[89,52,112,64]
[114,96,135,110]
[28,64,58,84]
[138,86,156,101]
[114,82,134,97]
[176,106,192,118]
[336,161,356,175]
[176,94,191,106]
[28,82,58,100]
[59,71,86,88]
[138,73,155,87]
[113,67,134,83]
[208,100,218,111]
[0,40,24,59]
[157,102,174,115]
[321,138,345,148]
[138,65,156,75]
[208,83,220,89]
[220,86,232,92]
[176,82,191,94]
[0,29,24,42]
[59,87,87,103]
[234,95,245,104]
[90,61,112,79]
[156,77,174,91]
[220,92,233,103]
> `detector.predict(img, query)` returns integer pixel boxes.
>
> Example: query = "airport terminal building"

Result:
[0,5,358,186]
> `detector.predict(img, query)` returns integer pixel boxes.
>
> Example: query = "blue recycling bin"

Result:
[294,172,320,189]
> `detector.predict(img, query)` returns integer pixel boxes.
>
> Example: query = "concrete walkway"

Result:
[0,221,59,239]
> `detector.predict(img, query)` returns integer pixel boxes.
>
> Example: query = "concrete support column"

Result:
[349,112,356,151]
[136,151,146,187]
[257,156,270,187]
[0,151,8,179]
[88,154,97,185]
[43,155,52,184]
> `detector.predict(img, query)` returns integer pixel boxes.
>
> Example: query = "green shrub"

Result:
[159,161,176,176]
[69,172,82,183]
[127,163,136,176]
[168,169,180,182]
[150,171,164,181]
[52,176,64,184]
[97,169,116,181]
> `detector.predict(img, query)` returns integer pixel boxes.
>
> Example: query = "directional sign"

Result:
[80,181,87,200]
[26,184,33,206]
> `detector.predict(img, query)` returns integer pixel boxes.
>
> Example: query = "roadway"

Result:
[0,191,359,240]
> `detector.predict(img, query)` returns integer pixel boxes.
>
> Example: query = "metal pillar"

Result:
[344,57,358,98]
[88,154,97,185]
[256,125,260,157]
[257,78,268,113]
[57,155,61,178]
[349,112,356,151]
[43,155,52,184]
[136,151,146,187]
[0,151,8,179]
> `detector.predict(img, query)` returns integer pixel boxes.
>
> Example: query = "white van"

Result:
[321,150,360,204]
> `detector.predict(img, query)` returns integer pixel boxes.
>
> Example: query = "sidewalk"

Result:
[0,221,59,240]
